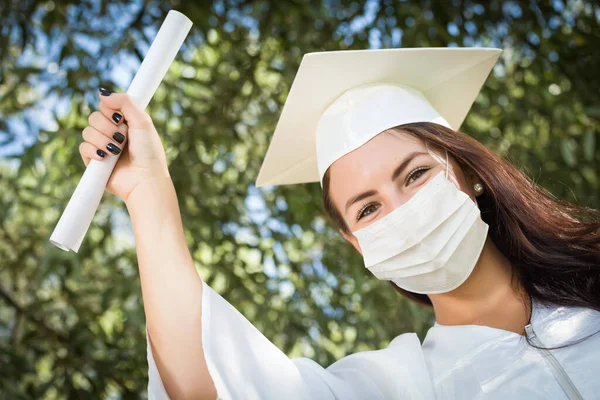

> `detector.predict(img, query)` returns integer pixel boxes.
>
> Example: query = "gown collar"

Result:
[421,302,600,379]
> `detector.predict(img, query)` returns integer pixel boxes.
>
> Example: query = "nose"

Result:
[379,185,410,216]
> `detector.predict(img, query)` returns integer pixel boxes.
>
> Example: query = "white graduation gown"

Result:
[147,281,600,399]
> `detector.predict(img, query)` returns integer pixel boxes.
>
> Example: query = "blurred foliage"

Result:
[0,0,598,397]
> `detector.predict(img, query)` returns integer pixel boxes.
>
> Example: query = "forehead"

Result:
[327,130,428,203]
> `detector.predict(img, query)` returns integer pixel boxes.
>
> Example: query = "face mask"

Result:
[352,152,489,294]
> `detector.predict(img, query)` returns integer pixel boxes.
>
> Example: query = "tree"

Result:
[1,0,598,397]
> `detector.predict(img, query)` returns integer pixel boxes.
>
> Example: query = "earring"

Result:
[473,183,483,194]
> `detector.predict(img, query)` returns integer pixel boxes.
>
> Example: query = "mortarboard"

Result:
[256,47,502,187]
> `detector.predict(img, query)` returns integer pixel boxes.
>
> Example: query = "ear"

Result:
[340,229,363,256]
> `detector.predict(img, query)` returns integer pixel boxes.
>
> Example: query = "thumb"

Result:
[98,92,153,130]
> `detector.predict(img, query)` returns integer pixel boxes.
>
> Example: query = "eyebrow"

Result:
[344,190,377,212]
[391,151,428,181]
[344,151,429,212]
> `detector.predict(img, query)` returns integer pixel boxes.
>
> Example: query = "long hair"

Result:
[322,122,600,311]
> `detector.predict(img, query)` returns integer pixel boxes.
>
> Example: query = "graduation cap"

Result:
[256,47,502,187]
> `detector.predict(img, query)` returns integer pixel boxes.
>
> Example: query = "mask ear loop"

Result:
[424,142,450,179]
[445,150,449,179]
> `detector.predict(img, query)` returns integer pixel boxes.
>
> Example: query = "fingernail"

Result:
[106,143,121,155]
[112,112,122,124]
[113,132,125,144]
[99,87,111,96]
[97,149,106,158]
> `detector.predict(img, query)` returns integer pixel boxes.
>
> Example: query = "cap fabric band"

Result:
[316,83,450,183]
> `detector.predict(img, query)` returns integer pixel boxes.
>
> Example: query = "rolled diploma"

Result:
[49,10,193,252]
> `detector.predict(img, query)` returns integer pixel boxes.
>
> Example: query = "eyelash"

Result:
[405,165,430,186]
[356,203,379,221]
[355,165,431,221]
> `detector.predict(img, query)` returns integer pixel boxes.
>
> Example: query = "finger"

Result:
[81,153,91,167]
[79,141,108,164]
[97,90,152,130]
[98,99,129,130]
[87,111,128,146]
[82,126,123,156]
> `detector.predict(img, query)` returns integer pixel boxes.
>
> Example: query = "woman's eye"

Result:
[357,203,379,221]
[406,167,430,186]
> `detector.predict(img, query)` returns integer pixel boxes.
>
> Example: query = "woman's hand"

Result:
[79,89,170,203]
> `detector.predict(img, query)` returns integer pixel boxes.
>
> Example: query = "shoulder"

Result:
[533,302,600,346]
[293,333,435,399]
[327,332,424,373]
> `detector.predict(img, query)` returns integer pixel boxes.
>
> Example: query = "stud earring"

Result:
[473,183,483,194]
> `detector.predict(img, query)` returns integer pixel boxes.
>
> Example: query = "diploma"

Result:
[49,10,193,252]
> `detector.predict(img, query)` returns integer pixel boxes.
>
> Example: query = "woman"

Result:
[79,48,600,399]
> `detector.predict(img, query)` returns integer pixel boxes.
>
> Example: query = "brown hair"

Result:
[322,122,600,310]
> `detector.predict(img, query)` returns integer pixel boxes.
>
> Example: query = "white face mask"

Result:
[352,153,489,294]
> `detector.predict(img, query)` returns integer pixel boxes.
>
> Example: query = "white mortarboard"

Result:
[256,47,502,187]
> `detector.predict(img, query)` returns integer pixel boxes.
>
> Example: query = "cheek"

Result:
[450,163,476,201]
[341,230,363,255]
[342,209,361,233]
[328,189,354,231]
[457,176,473,196]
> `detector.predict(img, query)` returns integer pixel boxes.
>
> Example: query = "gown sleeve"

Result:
[147,280,434,400]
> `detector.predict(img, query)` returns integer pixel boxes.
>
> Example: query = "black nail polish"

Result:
[113,132,125,144]
[99,87,111,96]
[106,143,121,155]
[97,149,106,158]
[112,113,122,124]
